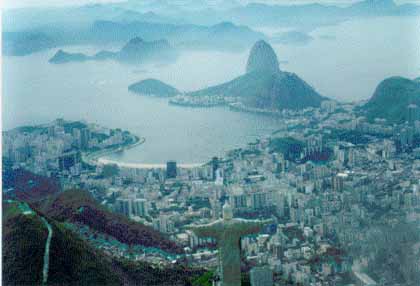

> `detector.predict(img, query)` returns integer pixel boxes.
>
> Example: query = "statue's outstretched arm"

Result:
[261,218,276,226]
[235,218,275,236]
[185,221,221,238]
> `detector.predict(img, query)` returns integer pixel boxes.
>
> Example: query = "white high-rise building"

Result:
[116,198,132,217]
[132,198,148,217]
[153,214,174,234]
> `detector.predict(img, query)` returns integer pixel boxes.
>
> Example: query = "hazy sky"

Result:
[3,0,420,9]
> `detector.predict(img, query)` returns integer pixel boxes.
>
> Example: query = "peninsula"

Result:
[169,40,326,112]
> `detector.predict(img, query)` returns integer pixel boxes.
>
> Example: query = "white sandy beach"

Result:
[97,158,203,169]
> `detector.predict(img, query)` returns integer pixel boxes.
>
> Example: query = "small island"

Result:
[49,37,177,65]
[128,79,180,97]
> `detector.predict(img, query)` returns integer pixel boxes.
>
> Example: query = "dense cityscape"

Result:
[4,98,420,285]
[3,0,420,285]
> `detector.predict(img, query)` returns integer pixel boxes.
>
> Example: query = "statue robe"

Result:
[189,218,270,286]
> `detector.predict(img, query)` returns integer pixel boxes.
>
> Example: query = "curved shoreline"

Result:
[83,136,145,166]
[84,136,204,169]
[97,158,203,169]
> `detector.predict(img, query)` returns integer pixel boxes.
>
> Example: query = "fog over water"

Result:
[5,0,420,9]
[3,16,419,164]
[262,17,420,102]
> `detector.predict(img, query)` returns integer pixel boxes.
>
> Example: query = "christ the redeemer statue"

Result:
[187,202,273,286]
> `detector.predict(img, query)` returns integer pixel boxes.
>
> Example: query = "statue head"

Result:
[223,201,233,220]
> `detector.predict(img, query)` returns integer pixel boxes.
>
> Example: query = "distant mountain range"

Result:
[272,31,314,46]
[188,40,326,110]
[138,0,420,27]
[2,32,57,56]
[4,0,419,56]
[361,76,420,123]
[91,20,266,51]
[4,20,266,56]
[4,1,419,31]
[49,37,177,65]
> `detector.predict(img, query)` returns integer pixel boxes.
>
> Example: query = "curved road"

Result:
[5,200,53,285]
[40,217,53,286]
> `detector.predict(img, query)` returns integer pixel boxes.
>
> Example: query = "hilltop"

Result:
[246,40,280,74]
[118,37,176,63]
[362,76,420,123]
[48,49,89,64]
[188,40,325,110]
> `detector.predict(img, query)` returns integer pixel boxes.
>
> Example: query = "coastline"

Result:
[168,100,225,108]
[228,102,283,116]
[168,98,286,117]
[96,158,203,169]
[84,136,204,169]
[83,136,145,166]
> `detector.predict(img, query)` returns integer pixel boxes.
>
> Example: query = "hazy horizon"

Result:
[3,0,420,9]
[3,0,420,285]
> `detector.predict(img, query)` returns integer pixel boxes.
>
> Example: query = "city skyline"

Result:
[3,0,420,285]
